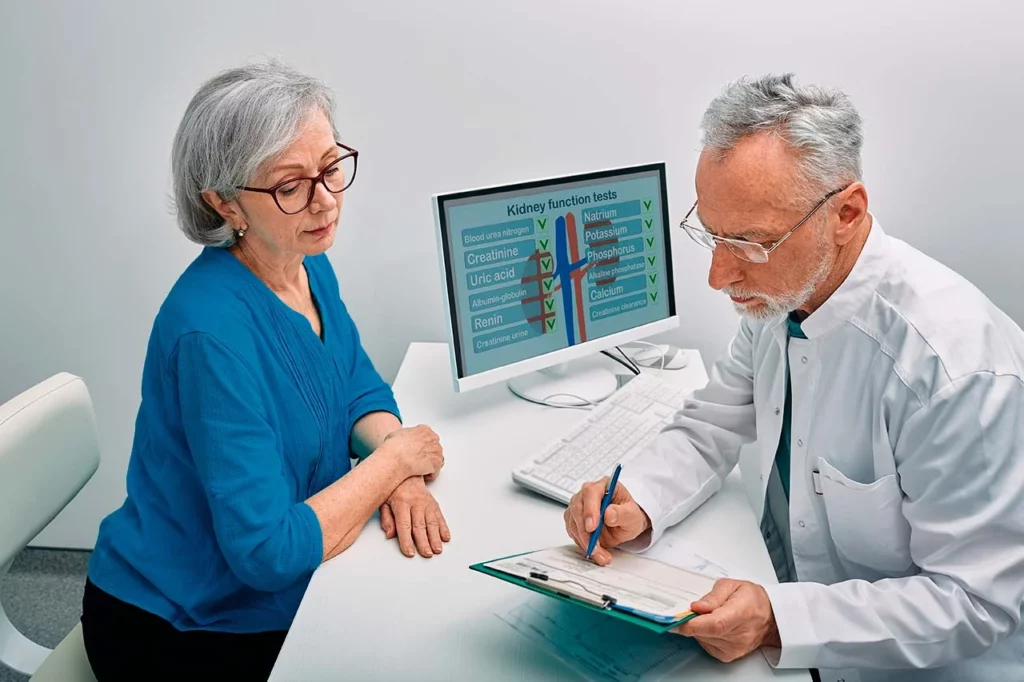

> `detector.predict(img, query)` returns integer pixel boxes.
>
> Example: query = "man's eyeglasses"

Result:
[237,142,358,215]
[679,186,848,263]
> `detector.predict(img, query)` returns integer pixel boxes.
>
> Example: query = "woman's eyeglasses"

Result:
[237,142,358,215]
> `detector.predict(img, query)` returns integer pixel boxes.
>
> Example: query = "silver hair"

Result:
[700,73,863,198]
[171,58,338,247]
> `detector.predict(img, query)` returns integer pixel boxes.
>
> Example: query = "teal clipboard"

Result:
[469,551,698,634]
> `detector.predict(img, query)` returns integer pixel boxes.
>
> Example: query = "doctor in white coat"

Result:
[564,73,1024,682]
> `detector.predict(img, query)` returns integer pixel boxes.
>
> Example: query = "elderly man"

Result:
[564,74,1024,682]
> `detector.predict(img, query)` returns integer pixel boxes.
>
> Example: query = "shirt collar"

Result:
[787,313,808,339]
[798,216,890,340]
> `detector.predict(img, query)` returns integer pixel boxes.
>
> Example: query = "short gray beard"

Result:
[725,231,834,321]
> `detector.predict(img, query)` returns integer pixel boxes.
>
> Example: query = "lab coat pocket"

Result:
[816,457,914,574]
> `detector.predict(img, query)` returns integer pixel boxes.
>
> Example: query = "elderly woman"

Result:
[81,60,450,680]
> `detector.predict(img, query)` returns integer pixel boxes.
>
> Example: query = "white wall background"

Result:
[2,0,1022,549]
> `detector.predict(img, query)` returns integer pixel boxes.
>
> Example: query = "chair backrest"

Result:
[0,374,101,567]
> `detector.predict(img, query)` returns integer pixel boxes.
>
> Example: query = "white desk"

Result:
[270,343,810,681]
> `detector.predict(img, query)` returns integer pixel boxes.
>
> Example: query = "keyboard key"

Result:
[651,404,674,419]
[565,423,589,441]
[570,460,590,479]
[618,395,652,413]
[537,445,562,464]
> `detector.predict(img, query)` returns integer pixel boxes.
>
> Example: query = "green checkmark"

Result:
[644,218,653,230]
[648,273,657,285]
[538,217,548,231]
[642,198,652,213]
[542,258,552,271]
[545,298,555,312]
[539,238,550,251]
[647,255,656,267]
[543,278,554,292]
[645,237,655,248]
[546,318,557,332]
[649,292,659,303]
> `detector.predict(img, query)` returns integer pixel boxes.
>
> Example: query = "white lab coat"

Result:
[620,220,1024,682]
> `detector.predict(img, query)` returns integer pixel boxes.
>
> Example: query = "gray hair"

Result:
[700,73,863,198]
[171,58,338,246]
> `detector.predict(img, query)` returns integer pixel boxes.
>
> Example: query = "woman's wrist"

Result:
[372,437,415,482]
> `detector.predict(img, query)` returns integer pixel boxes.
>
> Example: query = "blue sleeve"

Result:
[173,332,324,592]
[338,300,402,458]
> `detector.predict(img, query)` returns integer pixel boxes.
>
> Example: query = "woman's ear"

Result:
[201,189,246,230]
[834,183,868,246]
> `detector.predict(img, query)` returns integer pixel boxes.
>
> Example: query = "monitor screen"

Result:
[436,163,675,382]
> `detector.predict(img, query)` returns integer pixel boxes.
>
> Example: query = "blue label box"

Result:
[589,292,648,321]
[464,238,538,270]
[469,301,543,333]
[467,259,543,291]
[471,321,544,354]
[580,200,642,225]
[587,274,647,304]
[461,218,534,248]
[468,282,537,312]
[585,237,645,265]
[583,219,643,245]
[587,256,646,283]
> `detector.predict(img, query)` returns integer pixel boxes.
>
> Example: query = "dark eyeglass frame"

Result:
[679,185,850,263]
[237,142,358,215]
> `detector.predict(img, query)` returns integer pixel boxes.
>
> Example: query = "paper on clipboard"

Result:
[484,545,718,622]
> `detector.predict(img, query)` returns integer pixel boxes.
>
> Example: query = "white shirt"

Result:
[620,220,1024,682]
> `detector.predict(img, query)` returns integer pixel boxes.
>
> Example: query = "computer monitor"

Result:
[433,162,678,405]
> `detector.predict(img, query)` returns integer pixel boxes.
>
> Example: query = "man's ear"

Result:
[834,183,868,246]
[201,189,246,230]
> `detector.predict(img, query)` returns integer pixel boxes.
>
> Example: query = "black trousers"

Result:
[81,578,287,681]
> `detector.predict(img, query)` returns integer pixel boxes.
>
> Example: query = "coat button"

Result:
[801,356,808,364]
[775,407,781,415]
[797,439,803,447]
[798,520,806,528]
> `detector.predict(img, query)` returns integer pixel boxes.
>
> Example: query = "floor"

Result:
[0,549,90,682]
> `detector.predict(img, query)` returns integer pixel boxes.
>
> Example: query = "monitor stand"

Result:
[507,361,618,407]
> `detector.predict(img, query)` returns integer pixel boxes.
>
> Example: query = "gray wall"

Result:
[1,0,1022,548]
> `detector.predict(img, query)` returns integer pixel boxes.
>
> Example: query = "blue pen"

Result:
[586,463,623,559]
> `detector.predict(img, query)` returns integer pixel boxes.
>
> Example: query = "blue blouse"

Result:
[88,247,400,633]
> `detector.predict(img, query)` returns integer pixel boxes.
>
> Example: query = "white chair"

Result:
[0,373,100,682]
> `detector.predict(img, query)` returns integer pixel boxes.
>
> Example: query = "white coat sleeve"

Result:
[763,372,1024,670]
[619,318,759,547]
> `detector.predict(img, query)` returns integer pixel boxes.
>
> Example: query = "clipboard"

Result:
[470,549,701,634]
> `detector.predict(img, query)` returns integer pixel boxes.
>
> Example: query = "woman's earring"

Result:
[236,228,246,239]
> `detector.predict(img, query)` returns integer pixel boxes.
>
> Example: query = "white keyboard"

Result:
[511,373,690,504]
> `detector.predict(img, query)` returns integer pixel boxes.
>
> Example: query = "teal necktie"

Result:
[774,314,807,500]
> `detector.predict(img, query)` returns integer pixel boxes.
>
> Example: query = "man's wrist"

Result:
[763,619,781,648]
[760,588,782,648]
